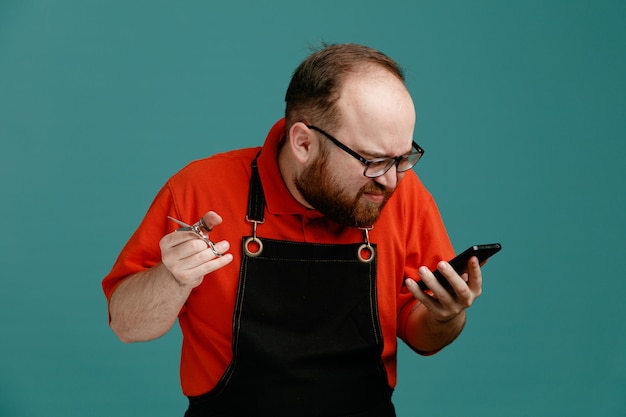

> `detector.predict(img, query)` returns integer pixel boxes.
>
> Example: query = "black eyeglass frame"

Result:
[307,125,425,178]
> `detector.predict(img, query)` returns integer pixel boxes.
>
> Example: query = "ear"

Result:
[288,122,318,164]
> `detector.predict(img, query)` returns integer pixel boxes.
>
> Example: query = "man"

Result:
[103,43,483,417]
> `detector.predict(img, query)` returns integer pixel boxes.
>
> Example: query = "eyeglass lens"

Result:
[364,151,422,177]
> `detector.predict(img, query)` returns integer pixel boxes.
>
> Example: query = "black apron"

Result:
[185,155,395,417]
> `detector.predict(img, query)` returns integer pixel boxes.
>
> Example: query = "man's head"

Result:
[280,43,418,228]
[285,43,405,131]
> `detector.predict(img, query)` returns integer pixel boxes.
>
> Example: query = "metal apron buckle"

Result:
[357,226,375,263]
[243,216,264,257]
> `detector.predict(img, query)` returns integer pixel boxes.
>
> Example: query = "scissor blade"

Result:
[167,216,192,228]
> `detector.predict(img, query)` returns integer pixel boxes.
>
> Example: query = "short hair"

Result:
[284,43,405,131]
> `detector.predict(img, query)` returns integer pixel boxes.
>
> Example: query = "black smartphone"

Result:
[417,243,502,293]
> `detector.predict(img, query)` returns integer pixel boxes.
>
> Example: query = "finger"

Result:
[415,265,444,294]
[466,256,483,295]
[174,242,234,282]
[193,247,234,275]
[164,241,233,285]
[405,278,462,323]
[162,238,210,267]
[424,262,465,300]
[200,211,223,230]
[161,229,203,249]
[437,260,473,298]
[184,240,231,269]
[418,264,470,320]
[405,278,439,306]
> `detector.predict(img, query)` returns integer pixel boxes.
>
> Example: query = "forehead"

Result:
[335,68,416,155]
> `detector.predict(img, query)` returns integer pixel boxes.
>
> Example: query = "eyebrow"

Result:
[358,143,413,160]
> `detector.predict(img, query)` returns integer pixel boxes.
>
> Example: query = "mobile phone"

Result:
[417,243,502,293]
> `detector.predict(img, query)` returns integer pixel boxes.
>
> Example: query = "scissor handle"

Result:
[167,216,222,257]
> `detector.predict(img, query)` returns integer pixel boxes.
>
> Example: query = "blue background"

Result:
[1,1,625,416]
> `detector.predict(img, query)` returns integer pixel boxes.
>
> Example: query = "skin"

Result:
[109,66,482,352]
[109,211,233,343]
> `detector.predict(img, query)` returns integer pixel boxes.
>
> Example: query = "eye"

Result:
[364,158,395,177]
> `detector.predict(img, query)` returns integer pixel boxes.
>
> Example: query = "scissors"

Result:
[167,216,223,257]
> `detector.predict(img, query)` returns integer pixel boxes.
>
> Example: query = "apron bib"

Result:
[186,154,395,417]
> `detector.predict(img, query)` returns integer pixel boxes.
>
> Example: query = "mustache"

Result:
[361,181,391,195]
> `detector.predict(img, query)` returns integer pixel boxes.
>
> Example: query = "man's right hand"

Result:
[161,211,234,288]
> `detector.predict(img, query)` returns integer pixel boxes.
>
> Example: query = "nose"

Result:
[373,164,399,189]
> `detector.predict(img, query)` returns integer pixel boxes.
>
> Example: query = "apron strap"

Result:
[246,150,265,223]
[243,150,266,257]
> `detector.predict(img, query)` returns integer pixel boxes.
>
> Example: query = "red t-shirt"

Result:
[102,118,454,396]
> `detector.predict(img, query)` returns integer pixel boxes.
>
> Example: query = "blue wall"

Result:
[1,1,624,415]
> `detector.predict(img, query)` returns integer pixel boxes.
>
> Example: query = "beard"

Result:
[294,154,394,228]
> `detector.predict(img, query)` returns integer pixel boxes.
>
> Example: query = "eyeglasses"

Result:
[307,125,424,178]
